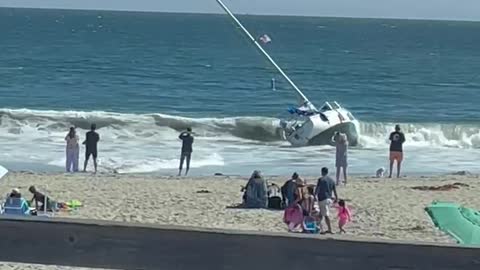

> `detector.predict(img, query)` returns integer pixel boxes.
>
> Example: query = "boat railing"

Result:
[321,101,343,112]
[332,101,342,109]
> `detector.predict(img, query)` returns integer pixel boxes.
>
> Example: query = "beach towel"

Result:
[0,165,8,180]
[58,200,83,211]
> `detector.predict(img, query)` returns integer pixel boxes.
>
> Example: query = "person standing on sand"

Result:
[389,124,406,178]
[332,132,348,185]
[315,167,338,234]
[178,127,194,176]
[65,127,79,172]
[281,172,299,207]
[83,123,100,173]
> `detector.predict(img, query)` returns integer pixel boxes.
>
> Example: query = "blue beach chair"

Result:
[3,197,30,215]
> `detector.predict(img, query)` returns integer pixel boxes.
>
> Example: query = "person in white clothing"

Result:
[65,127,79,172]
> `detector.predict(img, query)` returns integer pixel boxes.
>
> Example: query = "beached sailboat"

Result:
[216,0,359,147]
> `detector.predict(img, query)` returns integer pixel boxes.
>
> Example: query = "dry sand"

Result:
[0,172,479,269]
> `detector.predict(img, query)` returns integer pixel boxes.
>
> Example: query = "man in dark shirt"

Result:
[178,127,194,176]
[83,123,100,173]
[389,124,406,178]
[281,172,299,207]
[315,167,338,234]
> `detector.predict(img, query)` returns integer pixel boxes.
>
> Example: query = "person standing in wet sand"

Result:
[83,123,100,173]
[333,132,348,185]
[65,127,80,173]
[389,124,406,178]
[178,127,194,176]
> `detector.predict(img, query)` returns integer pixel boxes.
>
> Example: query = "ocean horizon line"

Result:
[1,6,480,24]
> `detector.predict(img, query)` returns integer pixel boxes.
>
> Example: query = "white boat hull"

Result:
[281,106,359,147]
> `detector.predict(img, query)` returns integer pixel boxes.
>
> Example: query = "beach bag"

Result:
[303,216,319,234]
[283,205,303,224]
[268,196,282,209]
[268,184,283,210]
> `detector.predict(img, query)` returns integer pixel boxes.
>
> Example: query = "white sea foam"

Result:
[0,108,479,175]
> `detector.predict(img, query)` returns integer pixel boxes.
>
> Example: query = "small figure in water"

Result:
[178,127,194,176]
[271,78,276,91]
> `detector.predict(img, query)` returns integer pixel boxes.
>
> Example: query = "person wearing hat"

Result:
[9,188,21,198]
[389,124,406,178]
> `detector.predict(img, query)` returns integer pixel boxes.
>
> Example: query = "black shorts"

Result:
[181,152,191,159]
[85,149,98,159]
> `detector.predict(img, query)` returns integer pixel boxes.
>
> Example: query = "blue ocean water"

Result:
[1,8,479,176]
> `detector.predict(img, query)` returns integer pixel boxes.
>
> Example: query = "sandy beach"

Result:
[0,172,479,269]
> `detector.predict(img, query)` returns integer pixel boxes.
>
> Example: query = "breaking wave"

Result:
[1,108,480,148]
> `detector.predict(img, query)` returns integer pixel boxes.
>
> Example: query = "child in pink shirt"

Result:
[337,200,351,233]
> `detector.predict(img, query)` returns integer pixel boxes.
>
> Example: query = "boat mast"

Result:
[216,0,317,111]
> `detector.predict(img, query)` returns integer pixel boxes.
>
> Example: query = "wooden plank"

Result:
[0,216,478,270]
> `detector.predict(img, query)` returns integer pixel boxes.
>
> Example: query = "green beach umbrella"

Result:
[425,201,480,246]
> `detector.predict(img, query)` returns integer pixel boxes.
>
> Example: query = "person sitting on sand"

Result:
[5,188,30,215]
[9,188,22,199]
[293,178,309,212]
[302,185,320,233]
[28,186,53,211]
[243,170,268,208]
[281,172,299,208]
[297,181,319,229]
